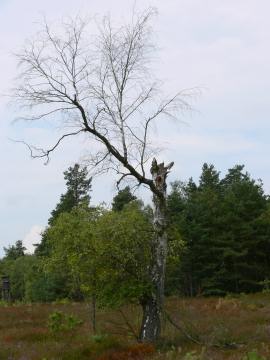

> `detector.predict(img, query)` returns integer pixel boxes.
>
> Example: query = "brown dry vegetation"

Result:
[0,294,269,359]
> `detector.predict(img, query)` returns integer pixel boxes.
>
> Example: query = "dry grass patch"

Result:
[0,295,270,359]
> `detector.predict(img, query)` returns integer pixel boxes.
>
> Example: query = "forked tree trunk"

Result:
[139,159,174,343]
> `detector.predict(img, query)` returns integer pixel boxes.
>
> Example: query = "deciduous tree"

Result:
[14,10,191,341]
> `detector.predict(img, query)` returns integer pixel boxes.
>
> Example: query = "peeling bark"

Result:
[139,158,174,343]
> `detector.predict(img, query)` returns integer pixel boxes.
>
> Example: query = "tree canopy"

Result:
[3,162,270,304]
[167,163,270,296]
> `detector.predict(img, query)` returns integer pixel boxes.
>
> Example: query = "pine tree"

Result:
[35,163,92,256]
[183,164,223,295]
[218,165,270,292]
[49,163,92,225]
[167,163,270,296]
[167,178,199,296]
[3,240,26,260]
[111,186,137,212]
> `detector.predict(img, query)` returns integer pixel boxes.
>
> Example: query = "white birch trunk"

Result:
[139,158,173,342]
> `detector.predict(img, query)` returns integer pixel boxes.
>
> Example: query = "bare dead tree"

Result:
[13,9,194,342]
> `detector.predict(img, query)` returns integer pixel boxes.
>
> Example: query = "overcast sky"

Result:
[1,0,270,256]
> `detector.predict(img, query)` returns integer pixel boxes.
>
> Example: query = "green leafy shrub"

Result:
[0,300,9,307]
[91,334,109,343]
[47,311,82,334]
[182,352,200,360]
[182,348,206,360]
[242,350,266,360]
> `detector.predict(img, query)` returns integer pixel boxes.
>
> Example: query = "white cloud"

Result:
[23,225,44,254]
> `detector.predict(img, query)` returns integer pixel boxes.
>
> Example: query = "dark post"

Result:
[2,276,11,302]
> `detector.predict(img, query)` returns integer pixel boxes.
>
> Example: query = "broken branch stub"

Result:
[150,158,174,196]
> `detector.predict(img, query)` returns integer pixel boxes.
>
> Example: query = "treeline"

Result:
[167,163,270,296]
[1,163,270,303]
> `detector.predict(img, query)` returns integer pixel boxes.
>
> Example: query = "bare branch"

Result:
[13,106,77,123]
[116,172,133,190]
[11,129,85,164]
[13,9,193,199]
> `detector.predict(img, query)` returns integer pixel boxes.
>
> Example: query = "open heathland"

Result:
[0,294,270,359]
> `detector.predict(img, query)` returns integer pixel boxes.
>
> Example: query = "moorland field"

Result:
[0,294,270,360]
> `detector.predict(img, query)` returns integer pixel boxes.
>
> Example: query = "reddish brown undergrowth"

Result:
[97,343,155,360]
[0,294,270,359]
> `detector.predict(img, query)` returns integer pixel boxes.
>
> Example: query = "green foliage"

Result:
[4,161,270,306]
[47,311,83,334]
[0,250,69,302]
[0,300,9,307]
[165,226,185,296]
[3,240,26,260]
[242,350,266,360]
[91,334,107,343]
[42,200,154,307]
[25,268,69,302]
[259,279,270,293]
[49,163,92,225]
[35,163,92,258]
[94,202,153,307]
[47,311,64,333]
[40,198,158,310]
[167,163,270,296]
[0,255,36,301]
[182,351,203,360]
[111,186,137,211]
[43,205,102,301]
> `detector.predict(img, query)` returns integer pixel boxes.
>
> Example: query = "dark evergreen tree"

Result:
[167,178,198,296]
[3,240,26,260]
[49,163,92,225]
[34,228,51,257]
[35,163,92,257]
[218,165,270,293]
[167,163,270,296]
[182,164,223,295]
[167,181,187,225]
[112,186,137,212]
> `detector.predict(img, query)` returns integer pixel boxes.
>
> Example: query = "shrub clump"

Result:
[47,311,83,334]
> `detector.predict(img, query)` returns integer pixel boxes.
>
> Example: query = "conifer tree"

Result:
[3,240,26,260]
[112,186,137,212]
[167,163,270,296]
[49,163,92,225]
[35,163,92,256]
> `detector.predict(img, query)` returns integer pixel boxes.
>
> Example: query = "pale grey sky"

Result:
[1,0,270,255]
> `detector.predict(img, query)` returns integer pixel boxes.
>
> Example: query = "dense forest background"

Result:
[1,162,270,304]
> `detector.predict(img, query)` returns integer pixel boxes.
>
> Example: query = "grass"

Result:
[0,294,270,359]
